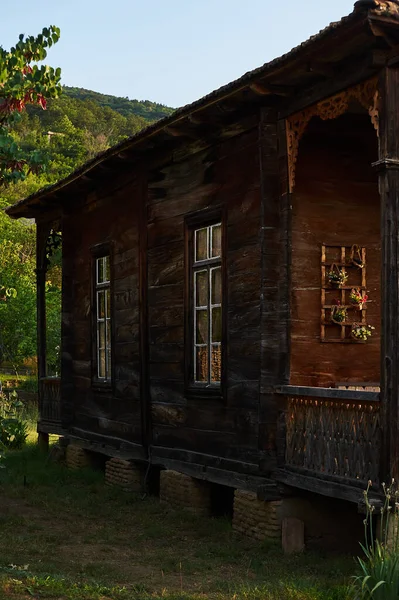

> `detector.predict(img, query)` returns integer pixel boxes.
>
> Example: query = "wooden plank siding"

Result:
[62,179,144,446]
[147,124,264,471]
[290,113,381,387]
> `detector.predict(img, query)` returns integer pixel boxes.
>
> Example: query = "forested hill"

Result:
[64,86,175,122]
[2,88,174,206]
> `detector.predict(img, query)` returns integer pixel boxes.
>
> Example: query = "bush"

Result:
[17,376,38,393]
[350,481,399,599]
[0,391,28,450]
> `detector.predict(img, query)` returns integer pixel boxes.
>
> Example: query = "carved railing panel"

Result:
[285,395,381,485]
[40,376,61,423]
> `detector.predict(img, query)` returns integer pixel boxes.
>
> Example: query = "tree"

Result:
[0,26,61,187]
[0,28,62,369]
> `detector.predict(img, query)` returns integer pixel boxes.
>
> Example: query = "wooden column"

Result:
[139,174,150,452]
[376,66,399,482]
[36,221,51,447]
[258,108,291,472]
[36,222,51,381]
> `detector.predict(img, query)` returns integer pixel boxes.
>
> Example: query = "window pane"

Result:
[211,267,222,305]
[104,256,110,282]
[98,350,106,378]
[96,258,103,284]
[105,288,110,318]
[211,224,221,258]
[212,307,222,343]
[97,256,110,283]
[195,270,208,307]
[98,321,105,349]
[195,228,208,262]
[211,346,221,382]
[97,291,105,319]
[106,320,111,349]
[196,310,208,344]
[196,347,208,382]
[106,349,112,377]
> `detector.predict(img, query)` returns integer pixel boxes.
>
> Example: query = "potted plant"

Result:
[327,264,348,288]
[349,288,368,310]
[351,323,375,341]
[331,301,347,324]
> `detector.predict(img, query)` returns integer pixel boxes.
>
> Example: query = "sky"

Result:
[1,0,356,108]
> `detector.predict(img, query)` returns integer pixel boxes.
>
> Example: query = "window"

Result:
[192,223,222,386]
[95,255,111,381]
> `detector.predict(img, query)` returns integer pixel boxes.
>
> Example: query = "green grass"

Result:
[0,444,354,600]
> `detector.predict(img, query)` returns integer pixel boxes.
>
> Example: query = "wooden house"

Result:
[7,0,399,544]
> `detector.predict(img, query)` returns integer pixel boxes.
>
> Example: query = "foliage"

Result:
[0,26,61,187]
[350,481,399,599]
[350,289,369,309]
[351,324,375,341]
[327,268,348,287]
[331,301,347,324]
[64,86,175,121]
[0,390,28,449]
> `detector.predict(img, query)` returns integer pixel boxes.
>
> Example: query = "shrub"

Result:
[0,391,28,450]
[17,376,38,394]
[350,481,399,599]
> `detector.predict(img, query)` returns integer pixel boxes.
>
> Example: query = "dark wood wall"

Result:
[290,114,381,387]
[60,106,381,473]
[147,123,264,471]
[62,178,144,447]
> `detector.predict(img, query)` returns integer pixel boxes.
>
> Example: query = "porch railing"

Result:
[281,386,381,487]
[39,376,61,424]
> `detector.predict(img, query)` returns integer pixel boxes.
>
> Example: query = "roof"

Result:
[6,1,398,218]
[355,1,399,19]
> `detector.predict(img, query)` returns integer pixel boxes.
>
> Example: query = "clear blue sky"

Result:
[1,0,355,108]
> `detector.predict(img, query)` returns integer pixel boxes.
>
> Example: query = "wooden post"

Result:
[258,108,291,472]
[36,222,51,439]
[38,432,49,453]
[376,67,399,482]
[36,222,50,383]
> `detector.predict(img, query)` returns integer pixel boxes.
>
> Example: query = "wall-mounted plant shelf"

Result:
[321,244,367,343]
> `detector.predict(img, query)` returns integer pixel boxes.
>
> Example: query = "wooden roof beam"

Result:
[163,123,201,140]
[307,62,335,77]
[249,82,294,96]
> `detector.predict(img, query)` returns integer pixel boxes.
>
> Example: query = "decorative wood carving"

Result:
[286,78,379,191]
[355,1,399,21]
[285,395,381,485]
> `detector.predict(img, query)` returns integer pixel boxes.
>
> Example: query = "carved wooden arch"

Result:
[286,77,379,192]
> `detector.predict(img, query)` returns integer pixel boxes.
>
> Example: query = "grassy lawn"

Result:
[0,444,355,600]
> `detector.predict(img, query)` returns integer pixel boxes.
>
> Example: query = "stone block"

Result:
[66,444,91,470]
[282,517,305,554]
[105,458,144,492]
[233,490,281,541]
[160,470,211,515]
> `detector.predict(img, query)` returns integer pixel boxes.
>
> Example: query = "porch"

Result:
[37,376,64,436]
[274,385,382,505]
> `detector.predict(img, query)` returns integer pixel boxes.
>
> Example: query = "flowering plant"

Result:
[349,289,368,310]
[331,301,347,324]
[351,323,374,341]
[327,268,348,287]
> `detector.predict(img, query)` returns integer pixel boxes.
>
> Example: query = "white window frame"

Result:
[193,223,222,386]
[95,255,111,381]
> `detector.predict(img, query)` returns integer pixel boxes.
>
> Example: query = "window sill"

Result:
[185,386,223,401]
[92,379,112,393]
